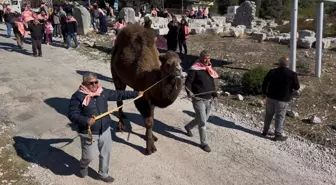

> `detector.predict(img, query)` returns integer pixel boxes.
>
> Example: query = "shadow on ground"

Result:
[182,110,265,139]
[0,41,32,55]
[111,111,200,150]
[44,97,69,116]
[12,136,99,179]
[76,70,113,83]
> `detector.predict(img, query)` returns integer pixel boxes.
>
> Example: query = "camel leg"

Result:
[135,98,157,154]
[111,67,127,132]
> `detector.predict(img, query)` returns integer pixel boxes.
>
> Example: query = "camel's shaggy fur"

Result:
[111,23,183,154]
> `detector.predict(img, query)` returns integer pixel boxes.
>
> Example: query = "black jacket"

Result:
[66,20,77,34]
[185,69,217,100]
[28,23,44,39]
[4,12,16,23]
[262,67,300,102]
[68,88,139,135]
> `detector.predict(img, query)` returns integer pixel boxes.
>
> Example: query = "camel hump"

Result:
[114,23,156,49]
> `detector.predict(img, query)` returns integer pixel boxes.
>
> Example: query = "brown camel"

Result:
[111,23,183,154]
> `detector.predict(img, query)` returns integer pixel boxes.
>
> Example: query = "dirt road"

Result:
[0,24,335,185]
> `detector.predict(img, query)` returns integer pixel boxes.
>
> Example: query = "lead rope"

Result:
[87,73,174,144]
[184,87,221,112]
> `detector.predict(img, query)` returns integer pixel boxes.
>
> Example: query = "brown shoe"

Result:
[98,176,115,183]
[273,135,288,141]
[201,144,211,152]
[184,126,193,137]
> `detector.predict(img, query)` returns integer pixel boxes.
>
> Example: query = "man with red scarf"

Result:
[184,50,219,152]
[68,72,143,183]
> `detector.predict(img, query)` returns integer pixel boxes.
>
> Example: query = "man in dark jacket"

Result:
[68,72,142,183]
[184,50,219,152]
[262,56,300,141]
[28,19,44,57]
[4,8,15,37]
[65,14,79,49]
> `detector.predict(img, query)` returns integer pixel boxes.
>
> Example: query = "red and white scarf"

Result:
[190,59,219,79]
[78,84,103,106]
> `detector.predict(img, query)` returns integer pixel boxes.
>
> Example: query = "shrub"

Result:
[223,72,242,86]
[242,66,269,95]
[296,59,310,74]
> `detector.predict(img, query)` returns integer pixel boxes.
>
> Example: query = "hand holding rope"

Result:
[87,74,172,144]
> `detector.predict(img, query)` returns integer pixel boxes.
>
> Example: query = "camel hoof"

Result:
[153,135,158,142]
[146,139,157,155]
[116,121,125,132]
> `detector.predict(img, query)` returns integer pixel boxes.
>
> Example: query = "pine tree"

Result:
[259,0,283,19]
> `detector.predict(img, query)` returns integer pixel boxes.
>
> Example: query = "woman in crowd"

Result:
[178,18,189,55]
[166,15,179,51]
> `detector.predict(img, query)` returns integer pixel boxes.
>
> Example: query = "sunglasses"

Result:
[87,81,99,85]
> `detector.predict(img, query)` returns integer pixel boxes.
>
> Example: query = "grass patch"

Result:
[0,125,38,185]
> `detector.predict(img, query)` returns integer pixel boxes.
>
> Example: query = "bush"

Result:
[223,71,242,86]
[242,66,269,95]
[296,59,310,74]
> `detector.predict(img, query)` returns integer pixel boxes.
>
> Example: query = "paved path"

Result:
[0,24,335,185]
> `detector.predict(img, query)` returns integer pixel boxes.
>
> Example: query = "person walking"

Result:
[44,20,53,45]
[4,7,15,37]
[65,14,79,49]
[59,7,67,44]
[166,15,179,51]
[67,72,142,183]
[178,18,189,55]
[28,19,44,57]
[184,50,219,152]
[52,9,61,37]
[262,56,300,141]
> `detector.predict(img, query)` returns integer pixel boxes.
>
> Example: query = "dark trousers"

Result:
[45,33,52,44]
[0,10,4,23]
[178,39,187,55]
[67,33,78,48]
[32,38,42,56]
[53,24,61,37]
[61,25,67,43]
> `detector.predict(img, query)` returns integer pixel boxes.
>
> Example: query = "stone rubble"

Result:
[70,1,335,50]
[310,115,323,124]
[236,94,244,101]
[287,110,299,118]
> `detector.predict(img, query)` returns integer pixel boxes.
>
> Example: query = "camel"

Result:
[110,23,183,154]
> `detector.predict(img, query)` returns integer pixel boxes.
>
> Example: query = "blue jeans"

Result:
[6,22,12,37]
[67,33,78,48]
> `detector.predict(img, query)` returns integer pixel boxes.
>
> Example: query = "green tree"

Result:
[259,0,283,19]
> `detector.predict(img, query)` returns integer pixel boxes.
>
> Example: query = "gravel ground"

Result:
[0,24,335,185]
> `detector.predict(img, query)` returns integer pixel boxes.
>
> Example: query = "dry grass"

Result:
[0,126,38,185]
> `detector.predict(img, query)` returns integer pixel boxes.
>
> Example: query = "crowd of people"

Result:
[1,3,80,56]
[186,7,210,19]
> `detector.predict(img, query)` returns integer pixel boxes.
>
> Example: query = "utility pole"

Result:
[315,1,324,78]
[289,0,298,72]
[181,0,183,15]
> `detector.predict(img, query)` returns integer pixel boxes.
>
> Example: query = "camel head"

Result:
[159,51,183,78]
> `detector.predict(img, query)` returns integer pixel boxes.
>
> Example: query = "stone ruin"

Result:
[73,5,92,35]
[232,1,256,29]
[75,0,335,50]
[119,7,136,24]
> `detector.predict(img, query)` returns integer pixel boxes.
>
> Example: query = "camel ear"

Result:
[159,54,167,64]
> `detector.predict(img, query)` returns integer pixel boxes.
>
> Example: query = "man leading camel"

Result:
[184,50,219,152]
[67,72,143,183]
